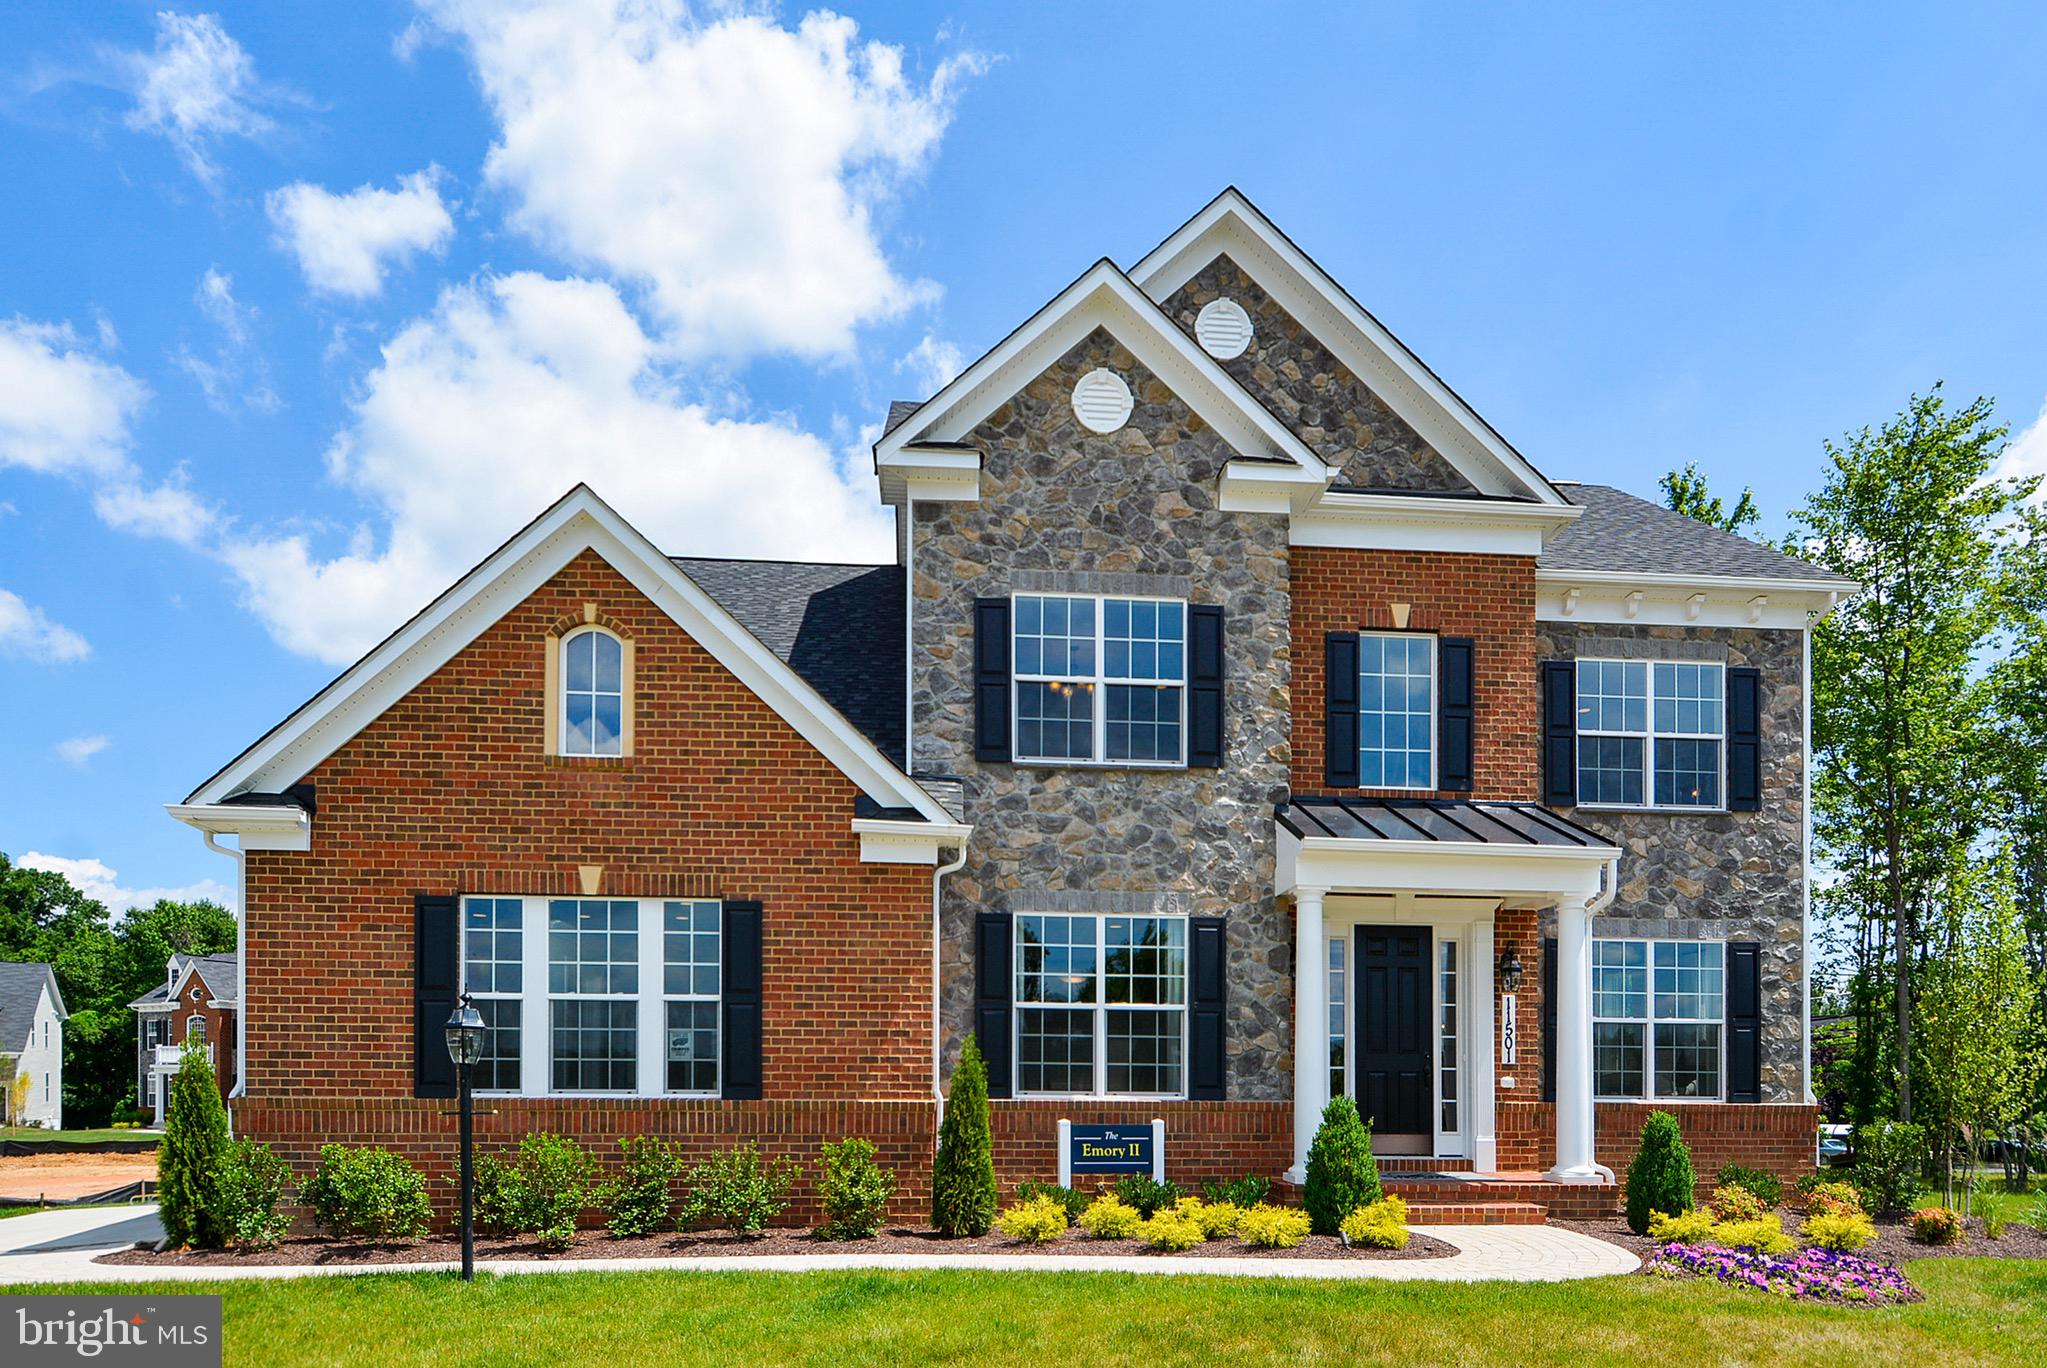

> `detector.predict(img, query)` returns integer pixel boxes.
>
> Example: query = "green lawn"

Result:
[0,1127,158,1144]
[19,1260,2047,1367]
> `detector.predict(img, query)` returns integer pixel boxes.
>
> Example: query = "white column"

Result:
[1288,887,1328,1183]
[1547,898,1613,1183]
[1471,920,1498,1173]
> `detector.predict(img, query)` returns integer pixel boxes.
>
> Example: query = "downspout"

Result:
[931,839,968,1147]
[1589,854,1619,915]
[199,831,247,1135]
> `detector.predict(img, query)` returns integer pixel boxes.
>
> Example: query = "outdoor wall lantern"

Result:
[1497,942,1526,993]
[443,994,487,1282]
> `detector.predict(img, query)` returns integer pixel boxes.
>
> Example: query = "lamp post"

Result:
[443,995,487,1282]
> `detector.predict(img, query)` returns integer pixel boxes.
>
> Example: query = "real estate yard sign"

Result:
[1057,1119,1165,1186]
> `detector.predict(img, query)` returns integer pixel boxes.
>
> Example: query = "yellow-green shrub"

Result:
[1339,1196,1409,1249]
[1646,1207,1716,1244]
[1804,1181,1863,1219]
[1077,1194,1142,1240]
[1190,1199,1242,1239]
[995,1195,1068,1244]
[1238,1202,1311,1250]
[1710,1214,1796,1255]
[1800,1208,1877,1252]
[1138,1208,1205,1252]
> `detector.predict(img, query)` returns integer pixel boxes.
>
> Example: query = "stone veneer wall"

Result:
[911,326,1296,1100]
[1535,622,1809,1102]
[1162,254,1475,493]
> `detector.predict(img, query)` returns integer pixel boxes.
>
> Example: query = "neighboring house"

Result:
[0,962,68,1129]
[128,952,240,1123]
[169,189,1854,1218]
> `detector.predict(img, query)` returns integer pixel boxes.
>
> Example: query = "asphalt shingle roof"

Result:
[883,399,923,437]
[128,952,240,1011]
[0,962,59,1052]
[1540,482,1849,584]
[672,558,906,766]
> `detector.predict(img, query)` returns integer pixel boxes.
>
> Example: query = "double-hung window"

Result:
[549,899,638,1092]
[1592,939,1724,1100]
[463,897,525,1091]
[1358,632,1435,789]
[1013,595,1186,765]
[1576,660,1724,808]
[1015,913,1188,1097]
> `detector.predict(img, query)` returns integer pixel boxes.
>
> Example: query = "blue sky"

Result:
[2,1,2044,911]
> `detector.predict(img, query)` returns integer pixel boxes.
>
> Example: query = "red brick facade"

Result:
[1499,1100,1822,1201]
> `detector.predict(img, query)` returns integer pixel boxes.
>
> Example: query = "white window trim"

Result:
[557,626,627,759]
[1591,937,1727,1103]
[1575,658,1727,811]
[1356,630,1437,792]
[1321,920,1470,1160]
[1012,912,1191,1101]
[1011,593,1189,769]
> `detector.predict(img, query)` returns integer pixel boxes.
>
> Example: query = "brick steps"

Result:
[1402,1200,1546,1226]
[1380,1171,1619,1222]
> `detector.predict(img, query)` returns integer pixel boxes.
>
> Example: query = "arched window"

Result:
[561,628,625,756]
[187,1015,206,1045]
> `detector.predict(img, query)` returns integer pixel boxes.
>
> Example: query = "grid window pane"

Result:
[562,630,623,756]
[1016,915,1100,1005]
[1577,735,1644,806]
[1016,913,1187,1097]
[1578,658,1725,809]
[1016,681,1095,760]
[550,999,636,1091]
[1654,738,1720,807]
[1655,1022,1722,1098]
[1577,659,1647,732]
[1653,942,1723,1021]
[1014,595,1095,679]
[1592,940,1647,1019]
[473,999,522,1091]
[1105,599,1185,683]
[1438,940,1459,1136]
[1359,632,1433,789]
[1104,916,1186,1006]
[1106,684,1183,762]
[663,901,721,997]
[1594,939,1725,1100]
[1107,1010,1183,1095]
[1328,937,1346,1100]
[1018,1008,1094,1094]
[665,1000,719,1094]
[1653,662,1723,736]
[463,897,523,995]
[1595,1022,1645,1098]
[548,900,638,995]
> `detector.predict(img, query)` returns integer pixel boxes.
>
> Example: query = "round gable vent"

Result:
[1071,368,1134,434]
[1195,298,1254,359]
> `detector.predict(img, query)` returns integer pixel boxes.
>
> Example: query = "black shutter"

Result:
[975,911,1013,1099]
[1188,916,1228,1100]
[413,894,459,1099]
[1438,636,1475,792]
[721,900,764,1099]
[1727,941,1762,1103]
[1541,936,1558,1104]
[974,598,1012,763]
[1188,605,1225,768]
[1541,660,1577,806]
[1325,632,1360,787]
[1727,666,1762,812]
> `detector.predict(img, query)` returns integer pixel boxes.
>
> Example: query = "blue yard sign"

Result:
[1061,1120,1163,1184]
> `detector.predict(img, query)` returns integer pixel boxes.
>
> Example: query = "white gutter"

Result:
[931,839,969,1145]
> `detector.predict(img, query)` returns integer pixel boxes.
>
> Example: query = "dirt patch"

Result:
[98,1222,1455,1267]
[0,1151,157,1201]
[1554,1207,2047,1264]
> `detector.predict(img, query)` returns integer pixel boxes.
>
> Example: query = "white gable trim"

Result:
[1293,490,1583,555]
[1130,189,1567,507]
[183,486,958,827]
[1535,567,1858,630]
[874,260,1330,497]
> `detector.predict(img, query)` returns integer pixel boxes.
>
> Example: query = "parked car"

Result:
[1818,1124,1851,1166]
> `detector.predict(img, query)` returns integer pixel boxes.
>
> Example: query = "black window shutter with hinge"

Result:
[1438,636,1475,792]
[1325,632,1361,787]
[974,598,1012,763]
[1727,941,1762,1103]
[1189,605,1225,768]
[722,900,764,1099]
[413,894,459,1099]
[1188,916,1228,1100]
[1727,667,1762,812]
[1541,660,1577,806]
[1541,936,1558,1104]
[975,911,1013,1099]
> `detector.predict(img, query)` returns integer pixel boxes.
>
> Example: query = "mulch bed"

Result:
[1555,1207,2047,1265]
[97,1223,1455,1267]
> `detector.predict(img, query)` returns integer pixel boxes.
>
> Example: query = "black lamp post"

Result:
[443,995,487,1282]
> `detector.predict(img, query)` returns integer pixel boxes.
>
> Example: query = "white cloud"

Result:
[1993,395,2047,500]
[0,589,90,664]
[267,168,456,298]
[897,334,963,395]
[120,11,271,184]
[93,475,218,547]
[172,268,280,415]
[17,852,235,917]
[419,0,983,358]
[53,735,110,767]
[221,271,894,663]
[0,318,151,478]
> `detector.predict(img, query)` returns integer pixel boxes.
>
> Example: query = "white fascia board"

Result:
[851,817,974,866]
[1535,567,1859,629]
[1218,459,1331,514]
[166,803,311,852]
[1292,491,1583,555]
[184,485,956,827]
[879,447,982,505]
[1130,190,1567,507]
[1278,827,1619,899]
[873,260,1329,487]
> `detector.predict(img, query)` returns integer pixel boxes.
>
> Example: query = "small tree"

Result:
[1624,1111,1696,1235]
[6,1067,28,1125]
[158,1036,230,1248]
[1302,1095,1382,1235]
[931,1033,997,1236]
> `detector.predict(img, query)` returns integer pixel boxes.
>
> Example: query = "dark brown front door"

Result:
[1355,925,1431,1137]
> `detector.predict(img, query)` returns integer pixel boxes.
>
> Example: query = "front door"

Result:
[1354,925,1432,1146]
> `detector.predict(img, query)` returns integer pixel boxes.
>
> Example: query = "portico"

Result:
[1277,798,1620,1185]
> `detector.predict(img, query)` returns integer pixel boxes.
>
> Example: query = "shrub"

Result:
[1803,1181,1864,1219]
[1201,1175,1272,1209]
[1015,1182,1088,1225]
[1112,1174,1181,1217]
[1238,1203,1312,1250]
[1983,1203,2008,1240]
[473,1151,529,1237]
[995,1195,1068,1243]
[158,1041,229,1249]
[1340,1195,1409,1250]
[1715,1163,1782,1210]
[1708,1185,1769,1223]
[1801,1208,1877,1252]
[931,1035,997,1237]
[816,1137,895,1241]
[1852,1120,1926,1215]
[1077,1194,1142,1239]
[1302,1095,1381,1236]
[211,1139,291,1248]
[301,1144,432,1242]
[602,1136,682,1239]
[1188,1199,1242,1239]
[514,1133,596,1252]
[683,1142,799,1235]
[1138,1208,1205,1251]
[1908,1205,1964,1246]
[1646,1207,1717,1245]
[1624,1112,1696,1235]
[1709,1214,1796,1256]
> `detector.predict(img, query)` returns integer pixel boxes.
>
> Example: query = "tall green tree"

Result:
[1791,386,2040,1124]
[1661,462,1760,534]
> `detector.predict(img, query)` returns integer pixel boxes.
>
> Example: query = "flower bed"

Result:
[1646,1241,1919,1305]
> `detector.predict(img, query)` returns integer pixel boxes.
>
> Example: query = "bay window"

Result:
[1015,913,1188,1097]
[1013,595,1187,765]
[1592,939,1724,1100]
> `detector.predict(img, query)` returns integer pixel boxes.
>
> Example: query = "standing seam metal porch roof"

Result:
[1278,797,1618,850]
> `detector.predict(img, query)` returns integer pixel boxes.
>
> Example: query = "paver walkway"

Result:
[0,1205,1637,1285]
